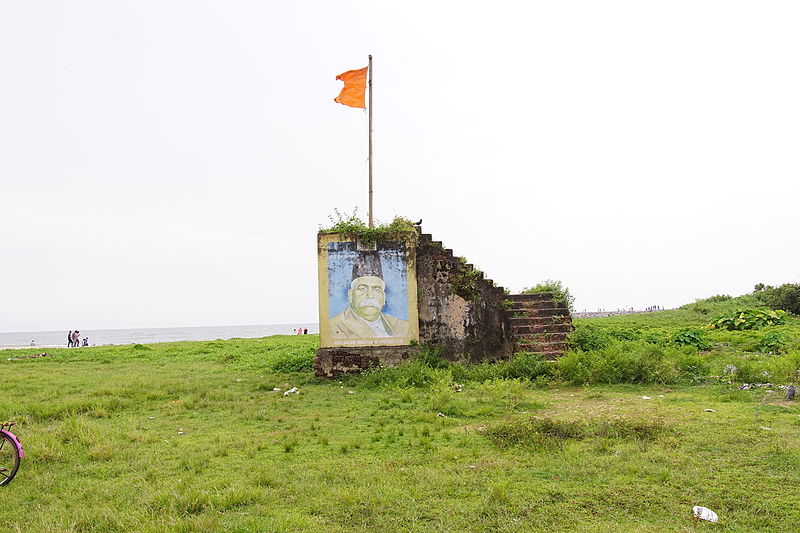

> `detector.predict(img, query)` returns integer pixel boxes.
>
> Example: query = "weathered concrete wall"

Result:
[314,345,420,378]
[313,227,574,376]
[415,232,514,362]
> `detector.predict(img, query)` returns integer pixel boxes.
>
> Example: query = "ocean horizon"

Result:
[0,323,319,349]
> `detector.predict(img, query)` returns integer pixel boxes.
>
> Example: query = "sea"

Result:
[0,323,319,350]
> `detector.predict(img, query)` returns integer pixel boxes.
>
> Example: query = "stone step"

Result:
[419,233,432,243]
[506,306,568,315]
[511,324,573,334]
[507,293,557,302]
[507,300,569,311]
[512,351,560,361]
[512,332,569,342]
[514,341,569,353]
[509,316,572,327]
[507,307,570,318]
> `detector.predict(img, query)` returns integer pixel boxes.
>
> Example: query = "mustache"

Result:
[357,298,383,308]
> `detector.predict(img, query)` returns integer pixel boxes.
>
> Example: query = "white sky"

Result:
[2,1,798,332]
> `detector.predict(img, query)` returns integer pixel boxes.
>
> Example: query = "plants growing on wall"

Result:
[319,208,417,245]
[521,280,575,311]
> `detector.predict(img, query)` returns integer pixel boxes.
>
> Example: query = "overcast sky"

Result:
[2,1,798,332]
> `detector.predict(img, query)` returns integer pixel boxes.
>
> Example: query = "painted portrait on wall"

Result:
[318,234,419,348]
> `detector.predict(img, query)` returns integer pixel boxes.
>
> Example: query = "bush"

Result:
[505,352,554,381]
[556,341,707,385]
[671,328,710,350]
[710,308,789,331]
[520,280,575,311]
[757,332,789,354]
[569,325,612,351]
[359,360,453,389]
[268,349,314,373]
[756,283,800,315]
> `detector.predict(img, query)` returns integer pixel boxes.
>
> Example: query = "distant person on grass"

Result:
[67,330,73,347]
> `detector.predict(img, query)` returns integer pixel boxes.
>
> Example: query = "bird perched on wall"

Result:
[414,219,422,226]
[786,385,795,400]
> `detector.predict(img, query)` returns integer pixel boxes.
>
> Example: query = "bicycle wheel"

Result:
[0,431,20,486]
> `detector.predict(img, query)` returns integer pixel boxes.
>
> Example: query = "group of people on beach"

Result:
[293,327,309,335]
[67,330,88,347]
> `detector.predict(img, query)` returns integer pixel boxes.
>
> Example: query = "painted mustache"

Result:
[357,298,383,308]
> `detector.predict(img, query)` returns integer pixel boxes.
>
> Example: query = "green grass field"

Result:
[3,300,800,532]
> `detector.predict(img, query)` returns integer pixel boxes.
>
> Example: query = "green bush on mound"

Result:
[556,341,708,385]
[710,308,789,331]
[671,328,710,350]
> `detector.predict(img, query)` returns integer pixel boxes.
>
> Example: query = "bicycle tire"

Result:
[0,431,20,486]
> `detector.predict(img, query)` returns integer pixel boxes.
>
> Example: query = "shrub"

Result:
[765,351,800,383]
[359,360,453,389]
[710,308,789,331]
[556,341,705,385]
[756,283,800,315]
[606,328,642,341]
[487,416,664,448]
[569,325,612,351]
[505,352,554,381]
[671,328,710,350]
[487,417,585,448]
[757,332,789,354]
[520,280,575,311]
[268,349,314,373]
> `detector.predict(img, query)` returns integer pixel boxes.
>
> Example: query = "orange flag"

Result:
[334,66,368,108]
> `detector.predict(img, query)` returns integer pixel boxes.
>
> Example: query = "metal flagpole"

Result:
[368,54,373,228]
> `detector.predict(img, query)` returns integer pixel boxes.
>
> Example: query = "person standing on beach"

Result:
[72,330,80,347]
[67,331,73,347]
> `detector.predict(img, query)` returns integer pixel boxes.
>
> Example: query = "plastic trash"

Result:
[692,506,719,523]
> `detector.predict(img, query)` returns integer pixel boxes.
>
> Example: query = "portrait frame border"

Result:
[317,231,419,348]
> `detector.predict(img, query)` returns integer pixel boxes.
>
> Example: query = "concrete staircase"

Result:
[505,293,573,360]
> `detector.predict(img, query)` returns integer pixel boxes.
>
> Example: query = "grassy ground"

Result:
[2,306,800,531]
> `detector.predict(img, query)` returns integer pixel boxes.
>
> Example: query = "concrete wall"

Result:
[415,233,514,363]
[314,228,515,376]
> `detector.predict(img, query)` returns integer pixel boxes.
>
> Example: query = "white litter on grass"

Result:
[177,431,184,435]
[272,387,281,391]
[642,396,652,400]
[235,378,242,382]
[761,426,772,431]
[437,412,446,417]
[693,506,719,523]
[704,409,716,413]
[658,394,665,398]
[148,417,155,420]
[283,387,299,397]
[347,390,355,394]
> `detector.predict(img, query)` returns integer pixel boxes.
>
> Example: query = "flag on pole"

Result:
[334,66,368,108]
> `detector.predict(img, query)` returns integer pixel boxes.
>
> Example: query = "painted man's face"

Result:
[349,275,386,321]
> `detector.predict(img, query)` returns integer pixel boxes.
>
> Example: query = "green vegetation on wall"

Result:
[521,280,575,310]
[450,257,482,302]
[319,209,417,245]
